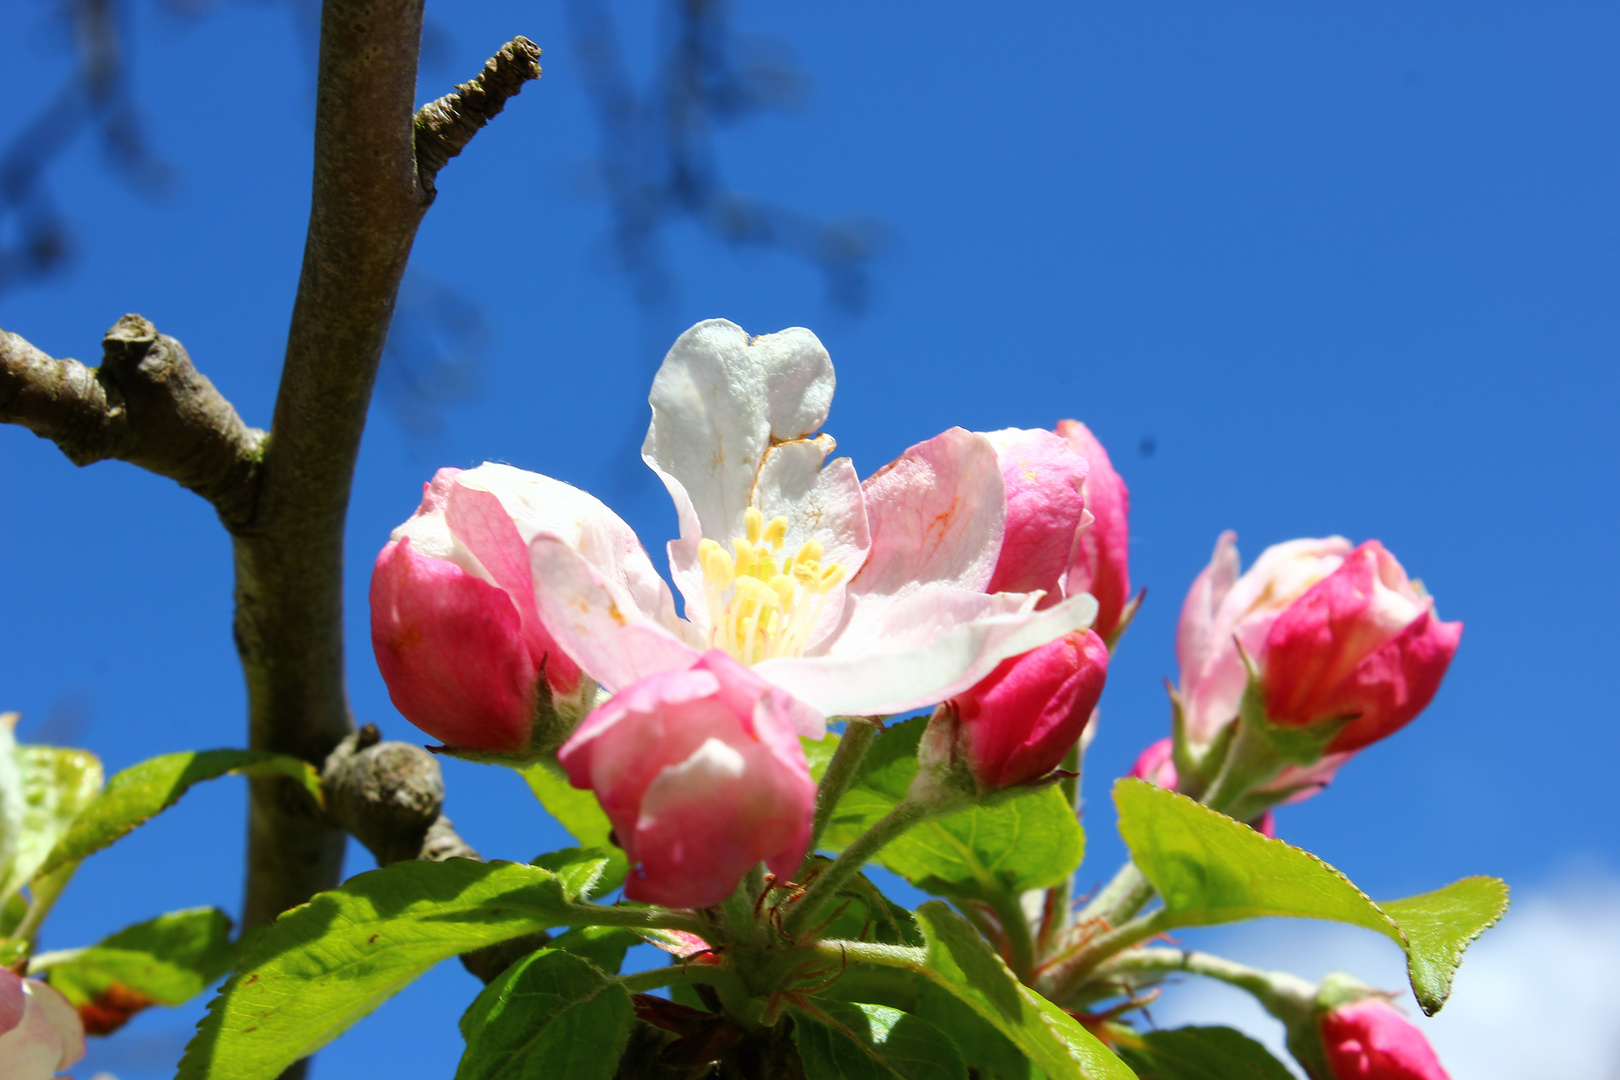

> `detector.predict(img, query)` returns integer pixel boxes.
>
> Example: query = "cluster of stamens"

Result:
[698,508,845,665]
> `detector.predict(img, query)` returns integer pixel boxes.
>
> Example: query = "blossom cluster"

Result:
[368,319,1462,1077]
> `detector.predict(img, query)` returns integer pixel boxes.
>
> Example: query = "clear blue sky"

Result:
[1,3,1615,1077]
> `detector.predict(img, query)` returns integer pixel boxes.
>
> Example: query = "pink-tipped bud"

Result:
[1056,421,1132,640]
[984,428,1091,608]
[1130,736,1276,836]
[556,651,817,909]
[1318,999,1451,1080]
[933,629,1110,791]
[370,467,586,755]
[0,969,85,1080]
[1262,542,1462,754]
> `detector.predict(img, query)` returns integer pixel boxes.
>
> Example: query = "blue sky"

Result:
[1,2,1616,1076]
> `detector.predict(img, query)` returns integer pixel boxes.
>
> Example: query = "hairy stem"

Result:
[1038,908,1176,1002]
[804,718,880,860]
[1092,946,1316,1024]
[784,796,933,939]
[1075,860,1155,928]
[987,889,1037,984]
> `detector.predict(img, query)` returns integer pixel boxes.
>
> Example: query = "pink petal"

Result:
[369,538,539,753]
[758,588,1098,717]
[1320,1000,1452,1080]
[984,428,1090,609]
[529,535,703,694]
[1056,421,1133,638]
[836,428,1007,658]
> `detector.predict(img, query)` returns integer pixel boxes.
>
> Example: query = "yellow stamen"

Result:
[698,512,845,665]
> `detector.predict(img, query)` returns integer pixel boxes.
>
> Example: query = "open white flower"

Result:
[422,319,1096,738]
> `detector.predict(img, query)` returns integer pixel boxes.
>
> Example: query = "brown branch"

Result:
[0,316,264,528]
[320,724,545,984]
[414,37,542,199]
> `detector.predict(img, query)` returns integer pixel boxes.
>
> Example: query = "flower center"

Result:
[698,507,845,664]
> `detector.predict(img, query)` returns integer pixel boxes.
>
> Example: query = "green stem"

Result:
[721,867,764,945]
[1037,907,1176,1002]
[784,795,935,939]
[13,861,78,946]
[616,961,738,996]
[1075,861,1155,927]
[1040,742,1083,955]
[1091,947,1315,1024]
[568,902,706,934]
[809,938,928,970]
[804,718,881,861]
[987,889,1037,983]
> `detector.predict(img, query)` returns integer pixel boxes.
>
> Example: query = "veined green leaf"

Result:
[547,925,642,975]
[33,907,235,1033]
[455,948,632,1080]
[0,742,104,901]
[39,750,321,876]
[519,762,632,891]
[820,719,1084,902]
[914,901,1135,1080]
[531,847,625,903]
[792,1000,969,1080]
[177,859,580,1080]
[1114,779,1508,1014]
[1115,1026,1295,1080]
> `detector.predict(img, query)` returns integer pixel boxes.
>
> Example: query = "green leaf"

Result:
[914,901,1135,1080]
[33,908,235,1032]
[1114,779,1508,1014]
[0,743,104,901]
[821,719,1084,901]
[1115,1026,1294,1080]
[809,859,924,947]
[519,762,631,889]
[177,859,580,1080]
[39,750,321,877]
[455,948,633,1080]
[531,847,626,903]
[547,926,642,976]
[1379,877,1510,1012]
[792,1000,969,1080]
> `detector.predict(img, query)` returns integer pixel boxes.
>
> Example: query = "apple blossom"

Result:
[513,319,1097,733]
[0,968,85,1080]
[1263,541,1463,754]
[556,651,816,908]
[1316,999,1451,1080]
[1056,420,1132,641]
[923,629,1109,791]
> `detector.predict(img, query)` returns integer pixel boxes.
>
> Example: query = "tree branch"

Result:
[415,36,542,199]
[0,316,264,527]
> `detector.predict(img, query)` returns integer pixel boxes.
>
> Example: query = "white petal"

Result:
[530,535,703,693]
[756,589,1099,717]
[754,439,871,649]
[642,319,836,549]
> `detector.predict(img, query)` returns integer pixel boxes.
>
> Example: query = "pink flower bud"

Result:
[1262,542,1462,754]
[984,429,1091,609]
[1129,737,1178,789]
[1177,532,1353,749]
[557,651,817,909]
[1056,421,1132,640]
[1129,737,1276,836]
[370,467,585,754]
[1319,999,1451,1080]
[941,629,1110,790]
[0,969,85,1080]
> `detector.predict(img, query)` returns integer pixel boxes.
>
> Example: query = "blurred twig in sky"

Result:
[567,0,882,316]
[0,0,172,294]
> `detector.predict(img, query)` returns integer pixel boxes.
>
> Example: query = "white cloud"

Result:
[1150,868,1620,1079]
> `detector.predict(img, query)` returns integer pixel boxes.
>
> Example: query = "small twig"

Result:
[0,316,264,528]
[414,37,542,198]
